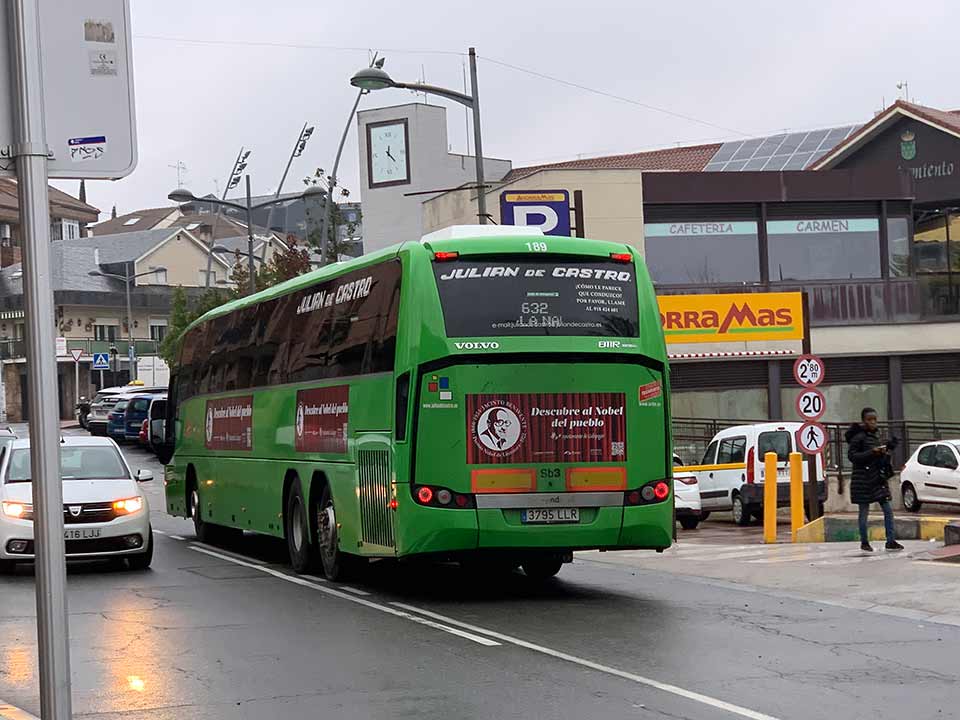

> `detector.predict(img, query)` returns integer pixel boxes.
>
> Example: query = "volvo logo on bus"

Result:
[454,341,500,350]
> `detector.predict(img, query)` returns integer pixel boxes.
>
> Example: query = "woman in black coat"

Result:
[846,407,903,552]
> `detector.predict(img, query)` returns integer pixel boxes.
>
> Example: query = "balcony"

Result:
[0,338,161,361]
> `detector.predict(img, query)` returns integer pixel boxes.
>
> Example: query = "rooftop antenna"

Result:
[168,160,187,189]
[896,81,910,103]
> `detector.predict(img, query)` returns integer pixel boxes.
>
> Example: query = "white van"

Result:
[677,422,826,526]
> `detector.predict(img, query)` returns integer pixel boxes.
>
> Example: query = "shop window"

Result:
[887,217,910,277]
[644,221,760,285]
[904,381,960,424]
[767,218,881,281]
[913,215,948,272]
[782,383,887,425]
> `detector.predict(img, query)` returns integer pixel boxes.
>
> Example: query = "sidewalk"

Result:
[579,539,960,626]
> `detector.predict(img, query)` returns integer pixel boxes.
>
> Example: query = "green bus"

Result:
[161,227,672,580]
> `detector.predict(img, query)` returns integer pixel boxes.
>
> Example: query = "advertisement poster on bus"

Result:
[205,396,254,451]
[466,392,626,464]
[294,386,349,454]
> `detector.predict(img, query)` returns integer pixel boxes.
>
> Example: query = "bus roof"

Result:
[185,230,637,333]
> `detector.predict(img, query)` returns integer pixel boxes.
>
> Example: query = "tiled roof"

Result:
[89,206,175,235]
[0,179,99,222]
[502,143,721,182]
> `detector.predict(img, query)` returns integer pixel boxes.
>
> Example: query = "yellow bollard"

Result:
[790,451,804,542]
[763,451,778,544]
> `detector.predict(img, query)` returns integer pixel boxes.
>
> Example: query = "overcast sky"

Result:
[56,0,960,223]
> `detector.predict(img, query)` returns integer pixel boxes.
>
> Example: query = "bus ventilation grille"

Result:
[358,449,395,548]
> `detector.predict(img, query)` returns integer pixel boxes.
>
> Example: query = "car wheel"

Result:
[521,555,564,581]
[902,483,922,513]
[127,529,153,570]
[699,511,710,522]
[679,516,700,530]
[285,478,320,575]
[732,494,752,527]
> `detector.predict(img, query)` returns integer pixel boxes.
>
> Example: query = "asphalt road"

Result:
[1,434,958,720]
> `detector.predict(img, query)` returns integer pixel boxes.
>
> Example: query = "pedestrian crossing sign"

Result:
[92,352,110,370]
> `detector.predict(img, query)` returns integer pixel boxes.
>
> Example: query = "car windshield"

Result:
[5,446,129,483]
[758,431,792,462]
[112,400,129,412]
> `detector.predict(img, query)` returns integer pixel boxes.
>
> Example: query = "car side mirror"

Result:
[135,469,153,482]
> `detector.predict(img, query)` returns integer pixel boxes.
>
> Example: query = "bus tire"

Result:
[316,483,347,580]
[731,494,752,527]
[286,478,320,575]
[189,484,215,544]
[522,555,563,581]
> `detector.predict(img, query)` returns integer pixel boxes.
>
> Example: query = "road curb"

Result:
[795,514,960,543]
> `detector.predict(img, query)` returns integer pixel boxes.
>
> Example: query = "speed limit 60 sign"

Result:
[795,388,826,421]
[793,355,825,387]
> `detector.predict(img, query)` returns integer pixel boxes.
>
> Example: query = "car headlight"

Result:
[112,497,143,514]
[2,501,32,519]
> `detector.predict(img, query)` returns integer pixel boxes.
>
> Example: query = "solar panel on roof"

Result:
[703,123,862,172]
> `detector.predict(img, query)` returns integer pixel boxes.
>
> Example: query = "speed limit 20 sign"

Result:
[793,355,825,387]
[795,388,826,421]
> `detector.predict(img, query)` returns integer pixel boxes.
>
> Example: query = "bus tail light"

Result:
[624,479,671,506]
[746,446,755,483]
[412,484,474,509]
[609,252,632,263]
[433,251,459,261]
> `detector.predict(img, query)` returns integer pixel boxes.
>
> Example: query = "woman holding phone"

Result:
[846,407,904,552]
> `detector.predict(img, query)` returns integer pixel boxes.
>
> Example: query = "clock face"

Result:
[368,120,410,187]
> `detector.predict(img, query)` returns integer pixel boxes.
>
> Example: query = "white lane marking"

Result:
[392,602,780,720]
[340,586,372,596]
[0,702,38,720]
[302,574,328,583]
[188,546,500,647]
[191,542,267,565]
[168,534,186,541]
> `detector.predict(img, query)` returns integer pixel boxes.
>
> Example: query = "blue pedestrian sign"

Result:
[92,352,110,370]
[500,190,571,236]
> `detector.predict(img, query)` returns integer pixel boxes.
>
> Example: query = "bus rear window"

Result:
[433,259,639,337]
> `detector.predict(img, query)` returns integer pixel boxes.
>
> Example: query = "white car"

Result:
[900,440,960,512]
[0,436,154,573]
[673,453,702,530]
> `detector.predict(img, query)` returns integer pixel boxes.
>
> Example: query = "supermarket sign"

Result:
[658,292,804,344]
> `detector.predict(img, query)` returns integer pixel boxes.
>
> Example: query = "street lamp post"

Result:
[350,48,488,224]
[89,265,168,381]
[169,185,324,293]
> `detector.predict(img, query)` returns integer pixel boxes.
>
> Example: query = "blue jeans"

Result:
[858,500,895,544]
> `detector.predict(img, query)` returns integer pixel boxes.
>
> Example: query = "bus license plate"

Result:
[64,528,101,540]
[521,508,579,524]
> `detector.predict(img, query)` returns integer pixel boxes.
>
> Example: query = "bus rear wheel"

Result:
[522,555,563,581]
[286,479,320,575]
[316,484,347,580]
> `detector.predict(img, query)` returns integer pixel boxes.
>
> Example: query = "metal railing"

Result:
[0,338,160,361]
[673,416,960,480]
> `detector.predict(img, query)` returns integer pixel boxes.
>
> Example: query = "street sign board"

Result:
[793,354,825,387]
[795,388,826,421]
[0,0,136,178]
[55,336,67,356]
[500,190,571,236]
[796,422,827,455]
[658,292,804,344]
[69,348,83,362]
[128,344,135,365]
[92,352,110,370]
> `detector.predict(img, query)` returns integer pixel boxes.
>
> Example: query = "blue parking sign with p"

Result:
[500,190,571,236]
[92,352,110,370]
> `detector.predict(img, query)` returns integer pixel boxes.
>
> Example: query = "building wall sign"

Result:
[500,190,571,236]
[835,117,960,203]
[657,292,804,344]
